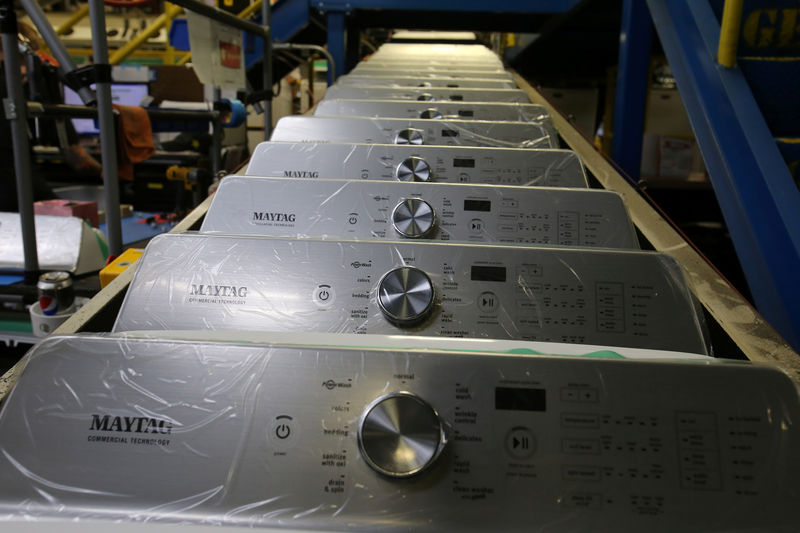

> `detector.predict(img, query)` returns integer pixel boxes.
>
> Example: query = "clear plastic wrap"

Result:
[113,234,707,354]
[323,86,531,103]
[200,176,639,248]
[0,334,797,532]
[335,75,518,89]
[353,65,508,76]
[344,68,515,81]
[314,99,549,124]
[0,213,107,275]
[270,116,556,149]
[245,142,587,187]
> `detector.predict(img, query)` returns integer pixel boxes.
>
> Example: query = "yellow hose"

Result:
[110,3,184,65]
[718,0,744,68]
[55,4,90,36]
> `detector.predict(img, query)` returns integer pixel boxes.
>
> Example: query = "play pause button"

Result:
[506,426,536,459]
[478,291,499,313]
[470,218,484,233]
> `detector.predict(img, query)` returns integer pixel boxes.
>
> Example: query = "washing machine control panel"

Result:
[201,177,637,247]
[314,99,549,124]
[246,142,588,188]
[271,116,555,148]
[0,335,796,532]
[114,234,705,354]
[324,86,531,103]
[337,74,517,88]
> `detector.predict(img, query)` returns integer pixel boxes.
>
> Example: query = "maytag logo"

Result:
[283,170,319,178]
[89,414,173,435]
[190,284,248,298]
[253,212,297,223]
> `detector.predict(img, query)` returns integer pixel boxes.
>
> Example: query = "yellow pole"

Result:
[55,4,90,36]
[175,0,264,65]
[718,0,744,68]
[109,2,184,65]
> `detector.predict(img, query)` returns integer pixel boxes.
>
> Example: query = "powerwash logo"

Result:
[187,284,248,305]
[87,414,172,447]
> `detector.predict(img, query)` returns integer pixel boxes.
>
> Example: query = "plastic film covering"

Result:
[200,176,639,248]
[0,335,797,532]
[314,100,550,125]
[113,234,707,354]
[343,69,514,81]
[353,64,508,75]
[0,213,106,274]
[323,86,531,103]
[245,142,587,187]
[335,75,518,89]
[270,116,556,149]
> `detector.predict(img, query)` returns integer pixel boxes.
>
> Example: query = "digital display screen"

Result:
[471,265,506,282]
[464,199,491,212]
[453,158,475,168]
[441,129,459,137]
[457,110,474,117]
[495,387,546,411]
[64,83,149,134]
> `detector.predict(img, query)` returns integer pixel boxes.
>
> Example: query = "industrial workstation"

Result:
[0,1,798,531]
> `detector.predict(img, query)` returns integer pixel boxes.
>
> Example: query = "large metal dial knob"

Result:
[416,93,435,101]
[394,128,424,145]
[419,108,443,119]
[358,392,447,478]
[392,198,436,238]
[377,266,435,327]
[395,156,432,182]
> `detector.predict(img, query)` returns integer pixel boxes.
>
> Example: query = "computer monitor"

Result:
[63,83,149,134]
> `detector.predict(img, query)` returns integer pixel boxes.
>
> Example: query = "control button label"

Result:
[562,439,601,455]
[505,426,536,459]
[561,413,600,428]
[563,492,603,509]
[470,218,484,233]
[562,465,601,482]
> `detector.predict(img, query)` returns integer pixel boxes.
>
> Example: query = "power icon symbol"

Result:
[275,424,291,439]
[271,415,295,444]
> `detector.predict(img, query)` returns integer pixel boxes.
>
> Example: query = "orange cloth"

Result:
[113,104,155,181]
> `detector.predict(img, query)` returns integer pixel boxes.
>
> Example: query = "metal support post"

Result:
[262,0,272,138]
[611,0,653,180]
[20,0,95,105]
[211,113,222,176]
[647,0,800,350]
[345,17,360,72]
[1,2,38,280]
[88,0,122,257]
[326,11,346,85]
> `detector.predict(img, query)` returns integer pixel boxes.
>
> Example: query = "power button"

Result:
[313,284,335,308]
[270,414,297,447]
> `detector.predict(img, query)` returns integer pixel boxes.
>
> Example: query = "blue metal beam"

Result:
[326,11,346,83]
[311,0,581,13]
[646,0,800,350]
[611,0,652,180]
